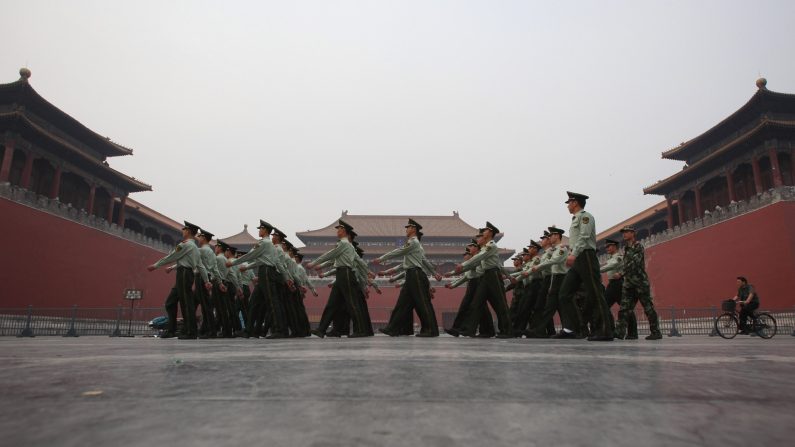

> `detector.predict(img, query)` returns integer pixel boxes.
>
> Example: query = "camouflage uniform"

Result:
[614,241,661,339]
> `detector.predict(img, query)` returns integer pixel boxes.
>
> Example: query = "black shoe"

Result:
[198,333,212,339]
[160,331,176,339]
[625,335,638,340]
[348,333,370,338]
[325,331,342,338]
[266,333,288,339]
[310,329,326,338]
[645,333,663,340]
[378,328,398,337]
[524,332,548,339]
[444,328,460,337]
[551,331,577,339]
[495,333,513,339]
[415,333,438,337]
[477,333,495,338]
[178,334,197,340]
[587,335,614,341]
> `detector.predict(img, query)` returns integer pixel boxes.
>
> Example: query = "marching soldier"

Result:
[525,226,578,338]
[307,219,370,338]
[147,221,207,339]
[506,254,526,333]
[557,191,613,341]
[443,239,495,337]
[374,219,440,337]
[453,222,513,338]
[600,238,623,333]
[231,220,290,339]
[195,229,219,338]
[509,241,543,335]
[225,245,245,335]
[614,226,662,340]
[213,240,234,337]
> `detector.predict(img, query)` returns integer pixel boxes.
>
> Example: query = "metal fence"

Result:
[1,305,794,337]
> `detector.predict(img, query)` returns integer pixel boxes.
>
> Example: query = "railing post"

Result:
[110,306,122,337]
[709,306,718,336]
[791,306,795,337]
[64,305,79,337]
[668,306,681,337]
[17,305,34,338]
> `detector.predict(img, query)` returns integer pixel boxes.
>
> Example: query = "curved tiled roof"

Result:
[661,86,795,162]
[0,75,133,157]
[221,225,259,246]
[296,212,485,240]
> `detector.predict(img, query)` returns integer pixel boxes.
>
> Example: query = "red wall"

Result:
[645,201,795,309]
[0,198,174,308]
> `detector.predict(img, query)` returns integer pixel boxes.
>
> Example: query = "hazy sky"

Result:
[3,0,795,253]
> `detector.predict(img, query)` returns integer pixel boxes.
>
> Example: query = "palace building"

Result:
[597,78,795,309]
[0,68,180,308]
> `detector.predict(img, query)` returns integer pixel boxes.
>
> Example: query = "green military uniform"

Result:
[231,220,289,339]
[196,230,218,337]
[311,220,370,337]
[526,228,578,337]
[153,221,202,339]
[614,226,661,340]
[213,242,234,337]
[457,222,513,338]
[378,219,438,337]
[557,192,613,340]
[509,243,543,334]
[445,242,496,337]
[599,239,624,334]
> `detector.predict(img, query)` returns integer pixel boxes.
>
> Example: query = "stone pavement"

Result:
[0,336,793,446]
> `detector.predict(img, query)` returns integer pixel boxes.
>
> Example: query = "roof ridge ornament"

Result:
[756,77,767,90]
[19,67,31,82]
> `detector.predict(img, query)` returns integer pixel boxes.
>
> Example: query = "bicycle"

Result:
[714,299,777,339]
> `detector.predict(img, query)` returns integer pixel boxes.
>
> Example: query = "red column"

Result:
[0,139,15,183]
[769,148,783,187]
[107,193,116,223]
[677,194,686,224]
[665,197,674,229]
[694,185,703,218]
[751,156,764,193]
[117,195,127,227]
[726,169,736,202]
[86,184,96,215]
[20,154,35,189]
[49,165,62,200]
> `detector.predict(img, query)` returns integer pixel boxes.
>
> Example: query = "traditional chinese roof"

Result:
[0,70,133,158]
[220,225,259,247]
[296,244,515,258]
[296,212,496,241]
[644,118,795,195]
[661,81,795,163]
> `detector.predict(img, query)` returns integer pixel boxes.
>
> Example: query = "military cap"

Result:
[528,240,542,250]
[216,240,229,251]
[294,253,304,262]
[405,218,423,230]
[467,238,479,247]
[512,255,523,261]
[548,226,565,236]
[273,228,287,239]
[334,219,354,233]
[462,251,470,257]
[565,191,589,204]
[605,239,620,246]
[283,239,293,248]
[355,246,364,258]
[182,221,200,234]
[257,220,274,233]
[198,230,214,241]
[352,240,360,247]
[539,231,549,240]
[481,221,500,235]
[521,248,532,256]
[225,245,238,254]
[619,225,636,233]
[349,230,358,239]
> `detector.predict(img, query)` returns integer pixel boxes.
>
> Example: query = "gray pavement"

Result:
[0,336,793,447]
